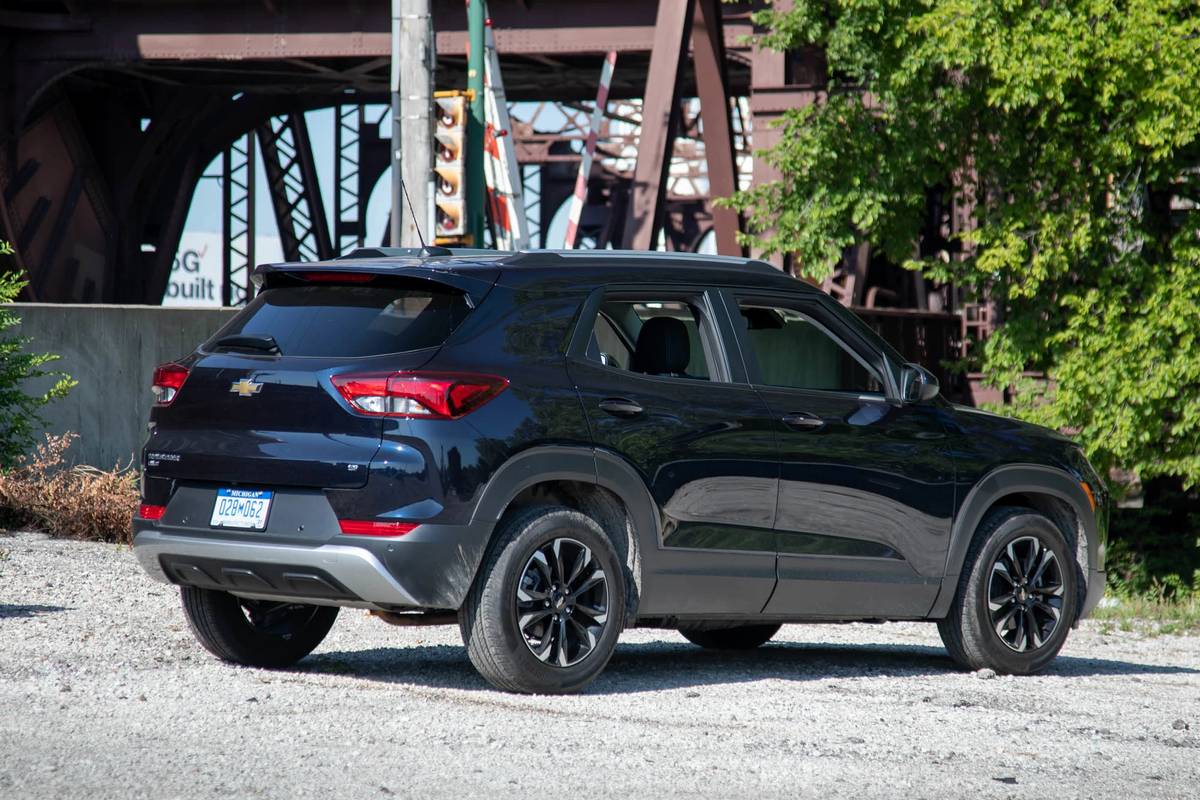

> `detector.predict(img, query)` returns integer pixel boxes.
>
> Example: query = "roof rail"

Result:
[332,246,783,277]
[336,245,456,259]
[498,249,782,276]
[337,246,513,260]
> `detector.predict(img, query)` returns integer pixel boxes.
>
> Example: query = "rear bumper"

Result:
[134,530,422,609]
[132,479,497,609]
[133,513,494,610]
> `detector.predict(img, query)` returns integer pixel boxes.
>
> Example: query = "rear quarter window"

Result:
[208,282,470,357]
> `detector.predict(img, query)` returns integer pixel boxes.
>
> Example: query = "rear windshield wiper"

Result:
[211,334,281,355]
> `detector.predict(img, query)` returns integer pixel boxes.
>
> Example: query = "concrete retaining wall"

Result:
[5,304,237,468]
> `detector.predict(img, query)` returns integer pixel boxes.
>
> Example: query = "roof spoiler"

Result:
[251,261,500,308]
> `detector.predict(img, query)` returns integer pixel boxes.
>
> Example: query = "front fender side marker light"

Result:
[1080,481,1096,512]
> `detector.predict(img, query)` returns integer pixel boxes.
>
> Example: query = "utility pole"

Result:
[465,0,486,246]
[391,0,434,247]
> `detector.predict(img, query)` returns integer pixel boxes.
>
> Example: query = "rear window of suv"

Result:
[208,282,471,357]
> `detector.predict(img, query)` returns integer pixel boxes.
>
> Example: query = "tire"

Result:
[180,586,339,669]
[678,624,781,650]
[938,506,1078,675]
[458,505,627,694]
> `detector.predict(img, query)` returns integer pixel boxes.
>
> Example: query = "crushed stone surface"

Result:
[1,532,1197,799]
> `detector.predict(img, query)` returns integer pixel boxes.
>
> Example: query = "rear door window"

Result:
[586,298,713,380]
[208,282,471,357]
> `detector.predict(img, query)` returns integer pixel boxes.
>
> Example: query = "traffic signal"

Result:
[433,92,467,242]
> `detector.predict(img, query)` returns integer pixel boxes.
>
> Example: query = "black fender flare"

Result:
[928,463,1098,618]
[469,445,599,525]
[467,444,660,602]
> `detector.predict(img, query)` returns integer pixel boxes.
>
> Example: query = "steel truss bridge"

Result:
[0,0,985,396]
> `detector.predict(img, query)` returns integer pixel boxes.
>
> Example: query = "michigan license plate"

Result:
[210,488,272,530]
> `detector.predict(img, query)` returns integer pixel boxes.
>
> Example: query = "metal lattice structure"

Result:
[0,0,977,399]
[221,133,256,307]
[257,113,334,263]
[334,104,366,255]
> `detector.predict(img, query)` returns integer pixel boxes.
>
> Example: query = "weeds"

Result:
[1091,596,1200,636]
[0,433,136,544]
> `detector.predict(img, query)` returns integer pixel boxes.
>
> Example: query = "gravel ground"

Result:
[1,532,1198,800]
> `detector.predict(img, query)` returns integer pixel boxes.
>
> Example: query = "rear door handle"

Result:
[782,412,825,431]
[599,398,644,418]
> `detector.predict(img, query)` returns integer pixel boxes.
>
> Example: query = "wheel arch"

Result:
[467,446,659,618]
[929,464,1097,619]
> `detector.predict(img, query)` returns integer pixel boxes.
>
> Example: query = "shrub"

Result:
[727,2,1200,488]
[0,433,137,544]
[1106,478,1200,601]
[1,246,76,468]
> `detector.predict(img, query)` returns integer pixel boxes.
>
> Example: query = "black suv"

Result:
[133,248,1107,694]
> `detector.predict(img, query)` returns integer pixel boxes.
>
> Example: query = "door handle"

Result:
[782,412,825,431]
[599,398,644,418]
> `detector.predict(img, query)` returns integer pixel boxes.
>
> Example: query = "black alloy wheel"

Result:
[515,537,611,668]
[988,535,1065,652]
[458,505,627,694]
[938,507,1078,675]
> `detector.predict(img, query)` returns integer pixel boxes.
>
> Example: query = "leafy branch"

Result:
[0,241,77,468]
[728,0,1200,486]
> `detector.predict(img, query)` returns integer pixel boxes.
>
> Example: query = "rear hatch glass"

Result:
[148,278,475,490]
[208,282,472,358]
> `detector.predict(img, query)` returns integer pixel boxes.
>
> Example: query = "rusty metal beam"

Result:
[3,159,38,207]
[622,0,693,250]
[9,1,752,63]
[37,169,82,287]
[114,96,213,302]
[16,196,48,254]
[692,0,740,256]
[0,1,773,303]
[144,151,200,305]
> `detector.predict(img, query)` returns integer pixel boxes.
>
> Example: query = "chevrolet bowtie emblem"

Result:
[230,378,263,397]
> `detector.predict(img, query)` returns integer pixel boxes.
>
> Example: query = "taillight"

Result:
[152,363,189,406]
[330,372,508,419]
[138,504,166,520]
[338,520,418,536]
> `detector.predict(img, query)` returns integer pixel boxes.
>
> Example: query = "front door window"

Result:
[736,302,882,395]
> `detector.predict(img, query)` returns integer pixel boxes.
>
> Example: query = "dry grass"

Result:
[0,433,136,544]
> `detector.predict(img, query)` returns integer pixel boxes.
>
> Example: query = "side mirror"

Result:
[900,363,940,403]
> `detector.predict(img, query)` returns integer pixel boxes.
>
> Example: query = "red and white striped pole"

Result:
[564,50,617,249]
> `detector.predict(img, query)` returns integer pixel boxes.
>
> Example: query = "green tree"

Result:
[0,242,76,468]
[728,1,1200,486]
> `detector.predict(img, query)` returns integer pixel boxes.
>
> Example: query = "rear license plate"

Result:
[210,488,273,530]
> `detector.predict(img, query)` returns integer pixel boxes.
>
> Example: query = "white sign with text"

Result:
[166,232,283,307]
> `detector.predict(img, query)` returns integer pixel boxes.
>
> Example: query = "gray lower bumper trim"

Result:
[133,530,420,608]
[1079,568,1107,621]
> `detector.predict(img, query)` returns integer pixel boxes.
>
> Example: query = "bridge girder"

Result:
[0,1,820,304]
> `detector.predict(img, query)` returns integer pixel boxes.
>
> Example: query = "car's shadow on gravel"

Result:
[0,603,68,619]
[302,638,1200,694]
